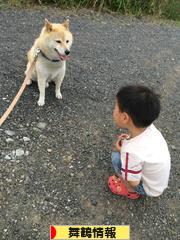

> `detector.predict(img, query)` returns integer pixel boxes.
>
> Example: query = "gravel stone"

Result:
[5,130,15,136]
[15,149,24,157]
[37,122,47,129]
[6,138,14,143]
[4,155,11,160]
[23,137,30,142]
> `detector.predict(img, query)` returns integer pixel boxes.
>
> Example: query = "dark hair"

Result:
[116,85,161,128]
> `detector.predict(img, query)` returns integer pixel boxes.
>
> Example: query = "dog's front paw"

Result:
[38,99,45,106]
[26,79,32,86]
[56,92,62,99]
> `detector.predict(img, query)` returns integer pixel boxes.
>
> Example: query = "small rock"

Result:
[47,149,52,153]
[65,206,70,211]
[5,130,15,136]
[23,137,30,142]
[77,172,84,178]
[33,127,41,132]
[37,122,47,129]
[25,151,29,156]
[16,149,24,157]
[6,138,14,143]
[67,155,72,161]
[5,155,11,160]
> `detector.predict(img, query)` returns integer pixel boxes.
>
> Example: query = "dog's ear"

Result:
[45,19,53,32]
[62,19,69,30]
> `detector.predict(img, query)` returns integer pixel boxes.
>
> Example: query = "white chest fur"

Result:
[36,58,66,82]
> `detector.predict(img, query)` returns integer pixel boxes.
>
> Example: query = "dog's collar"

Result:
[38,48,60,63]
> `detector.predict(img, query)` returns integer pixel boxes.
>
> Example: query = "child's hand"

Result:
[115,134,130,151]
[114,139,122,152]
[112,134,130,152]
[112,138,123,152]
[112,139,120,152]
[117,133,130,141]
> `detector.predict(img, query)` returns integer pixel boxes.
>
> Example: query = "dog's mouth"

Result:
[54,48,70,61]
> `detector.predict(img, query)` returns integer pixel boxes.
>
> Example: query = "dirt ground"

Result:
[0,7,180,240]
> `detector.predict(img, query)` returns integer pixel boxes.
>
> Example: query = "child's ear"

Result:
[123,112,130,123]
[45,19,53,32]
[62,19,69,30]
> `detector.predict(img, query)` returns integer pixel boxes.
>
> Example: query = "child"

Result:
[108,85,171,199]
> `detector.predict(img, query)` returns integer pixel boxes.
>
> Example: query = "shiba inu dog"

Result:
[25,19,73,106]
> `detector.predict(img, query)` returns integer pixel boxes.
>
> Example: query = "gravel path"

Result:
[0,7,180,240]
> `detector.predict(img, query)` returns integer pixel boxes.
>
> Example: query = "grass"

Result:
[1,0,180,21]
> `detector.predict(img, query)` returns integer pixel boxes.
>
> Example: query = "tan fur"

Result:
[25,19,73,106]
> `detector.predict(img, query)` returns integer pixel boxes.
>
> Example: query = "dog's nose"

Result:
[65,50,70,55]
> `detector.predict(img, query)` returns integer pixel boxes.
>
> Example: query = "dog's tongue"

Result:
[60,54,70,61]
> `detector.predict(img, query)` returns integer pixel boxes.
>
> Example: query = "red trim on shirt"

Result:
[125,152,129,180]
[122,168,142,174]
[123,152,142,180]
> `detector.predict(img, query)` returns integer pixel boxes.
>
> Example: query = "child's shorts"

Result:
[111,151,146,196]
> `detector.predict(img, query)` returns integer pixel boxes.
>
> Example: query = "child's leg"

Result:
[111,151,122,176]
[134,182,146,195]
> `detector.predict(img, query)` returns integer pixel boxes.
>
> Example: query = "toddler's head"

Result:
[113,85,160,128]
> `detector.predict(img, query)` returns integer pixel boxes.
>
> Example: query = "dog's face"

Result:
[40,19,73,61]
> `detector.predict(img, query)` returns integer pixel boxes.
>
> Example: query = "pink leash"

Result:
[0,51,39,126]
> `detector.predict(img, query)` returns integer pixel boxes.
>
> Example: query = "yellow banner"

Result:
[50,225,130,240]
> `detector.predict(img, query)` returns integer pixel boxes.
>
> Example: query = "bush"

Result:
[4,0,180,21]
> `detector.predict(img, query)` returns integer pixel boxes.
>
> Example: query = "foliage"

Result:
[3,0,180,21]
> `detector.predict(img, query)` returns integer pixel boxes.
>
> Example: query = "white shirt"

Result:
[120,124,171,196]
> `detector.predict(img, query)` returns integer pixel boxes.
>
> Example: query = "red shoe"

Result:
[108,175,140,200]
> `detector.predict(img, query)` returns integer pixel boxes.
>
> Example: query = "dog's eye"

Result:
[56,40,61,43]
[66,40,69,43]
